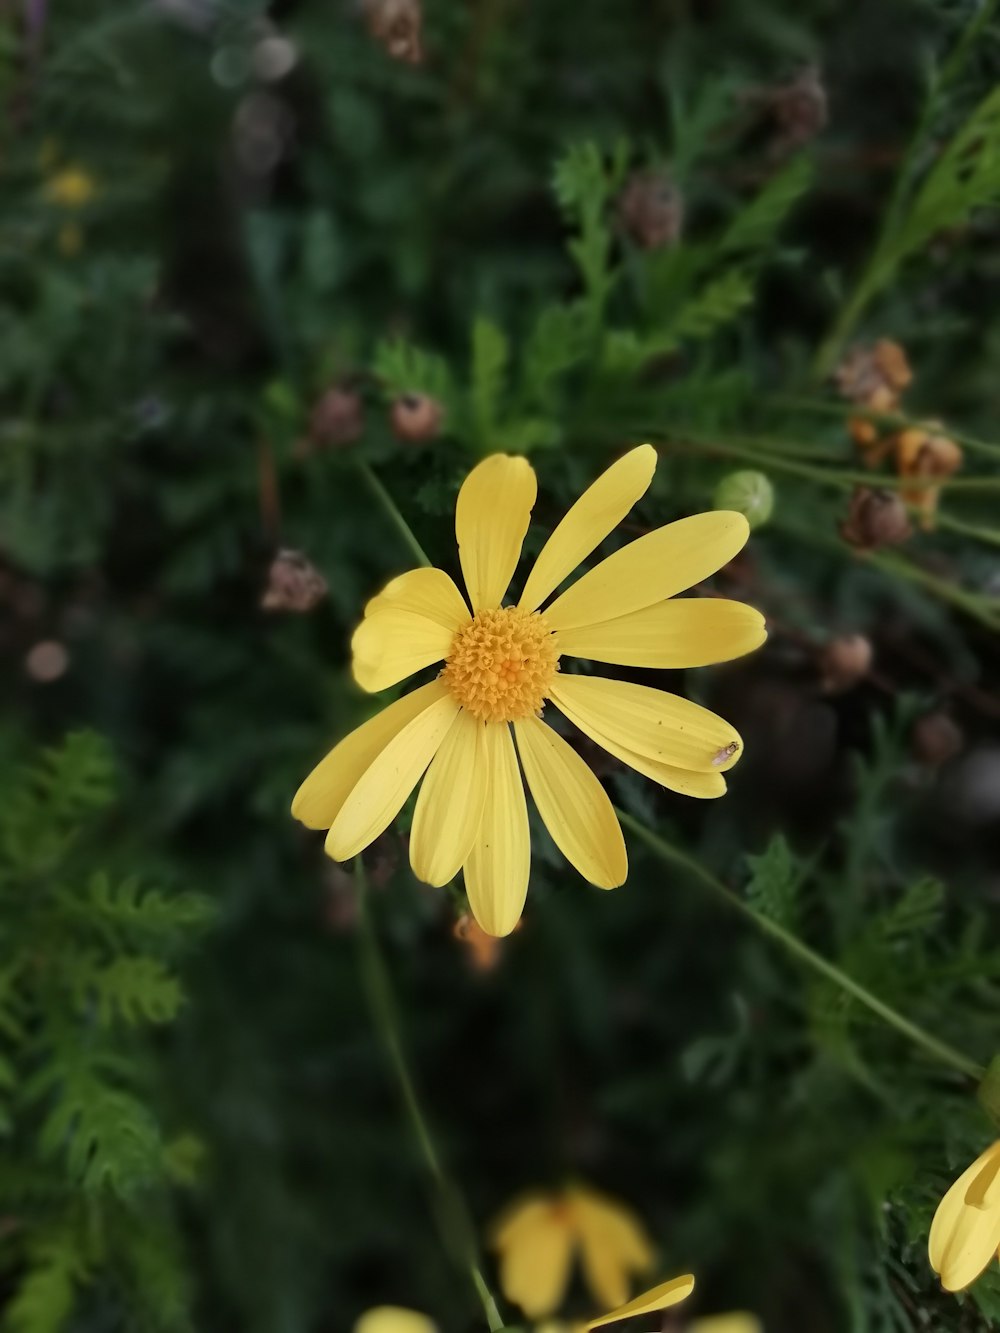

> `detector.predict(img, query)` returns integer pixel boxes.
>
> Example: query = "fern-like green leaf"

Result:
[5,1232,84,1333]
[745,834,802,929]
[40,1070,164,1197]
[720,155,814,255]
[70,953,184,1027]
[469,317,508,442]
[372,337,453,406]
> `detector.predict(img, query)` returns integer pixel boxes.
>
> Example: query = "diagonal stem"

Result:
[617,810,985,1083]
[356,461,433,569]
[355,859,505,1331]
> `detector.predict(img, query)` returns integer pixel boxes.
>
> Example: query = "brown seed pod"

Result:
[260,550,328,613]
[893,423,963,530]
[911,711,964,767]
[769,64,829,154]
[391,392,443,443]
[306,387,365,452]
[25,640,70,683]
[840,487,912,551]
[835,339,912,411]
[817,633,872,694]
[363,0,423,64]
[617,170,684,250]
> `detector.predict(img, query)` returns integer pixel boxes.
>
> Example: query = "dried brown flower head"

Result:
[769,65,829,154]
[261,550,328,613]
[840,486,913,550]
[305,387,365,453]
[364,0,423,64]
[391,392,443,443]
[836,340,912,412]
[893,423,963,530]
[818,633,872,694]
[617,170,684,250]
[911,711,964,767]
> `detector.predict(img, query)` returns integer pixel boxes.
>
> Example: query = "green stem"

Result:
[617,810,986,1082]
[357,461,433,569]
[356,861,504,1331]
[765,395,1000,463]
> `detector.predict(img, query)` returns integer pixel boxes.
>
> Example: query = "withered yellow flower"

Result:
[929,1140,1000,1291]
[293,448,764,936]
[353,1271,695,1332]
[43,166,98,209]
[491,1183,654,1317]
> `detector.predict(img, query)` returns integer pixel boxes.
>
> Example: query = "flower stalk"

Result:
[355,858,505,1331]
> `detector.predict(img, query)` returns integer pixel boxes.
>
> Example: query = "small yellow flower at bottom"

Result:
[491,1183,655,1317]
[690,1314,763,1333]
[353,1273,695,1333]
[929,1140,1000,1291]
[43,166,98,209]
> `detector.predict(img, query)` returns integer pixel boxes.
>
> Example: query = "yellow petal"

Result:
[518,446,657,612]
[545,511,750,633]
[556,598,767,669]
[513,716,626,889]
[563,713,727,799]
[463,723,530,936]
[326,693,460,860]
[930,1143,1000,1291]
[569,1185,655,1312]
[691,1316,764,1333]
[353,1309,438,1333]
[291,682,448,830]
[410,710,487,886]
[550,676,742,774]
[584,1273,696,1328]
[352,610,455,693]
[493,1197,574,1318]
[456,455,537,612]
[364,568,471,631]
[965,1139,1000,1209]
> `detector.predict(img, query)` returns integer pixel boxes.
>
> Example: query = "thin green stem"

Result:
[356,862,504,1331]
[617,810,986,1083]
[357,461,433,568]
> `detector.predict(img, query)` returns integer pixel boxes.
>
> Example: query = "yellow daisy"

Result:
[353,1272,695,1333]
[43,166,98,209]
[929,1140,1000,1291]
[293,447,764,936]
[491,1183,654,1318]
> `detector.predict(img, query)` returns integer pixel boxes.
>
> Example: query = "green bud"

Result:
[978,1054,1000,1127]
[713,469,774,529]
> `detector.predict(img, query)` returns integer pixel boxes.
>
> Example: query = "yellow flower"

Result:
[353,1272,695,1332]
[43,166,98,209]
[293,448,764,936]
[929,1140,1000,1291]
[491,1183,655,1317]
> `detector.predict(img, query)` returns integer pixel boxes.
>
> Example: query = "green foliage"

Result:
[745,834,802,930]
[720,155,815,256]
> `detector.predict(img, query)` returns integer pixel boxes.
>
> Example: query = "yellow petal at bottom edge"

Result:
[584,1273,695,1328]
[493,1197,574,1318]
[929,1141,1000,1291]
[291,681,449,830]
[690,1314,764,1333]
[513,715,626,889]
[463,723,530,937]
[354,1308,437,1333]
[568,1184,655,1313]
[326,693,460,860]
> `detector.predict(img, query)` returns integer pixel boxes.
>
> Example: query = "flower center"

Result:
[442,607,559,723]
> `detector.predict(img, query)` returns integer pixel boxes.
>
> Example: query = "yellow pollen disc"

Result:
[442,607,560,723]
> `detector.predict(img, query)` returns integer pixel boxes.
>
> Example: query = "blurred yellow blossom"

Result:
[691,1314,764,1333]
[354,1309,437,1333]
[929,1140,1000,1291]
[491,1183,655,1317]
[43,166,98,209]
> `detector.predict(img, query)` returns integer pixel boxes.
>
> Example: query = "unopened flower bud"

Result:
[840,487,912,550]
[911,711,964,767]
[391,392,443,443]
[363,0,423,64]
[261,550,328,613]
[769,65,828,154]
[818,633,872,694]
[306,387,364,452]
[617,170,684,250]
[713,470,773,530]
[25,640,69,683]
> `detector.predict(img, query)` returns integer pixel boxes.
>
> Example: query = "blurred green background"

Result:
[3,1,1000,1330]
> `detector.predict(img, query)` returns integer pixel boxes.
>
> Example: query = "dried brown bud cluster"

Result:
[302,386,365,455]
[391,392,443,443]
[893,423,963,530]
[363,0,423,64]
[836,340,912,413]
[769,65,829,155]
[818,633,872,694]
[25,640,70,683]
[617,170,684,250]
[261,550,328,613]
[840,487,912,550]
